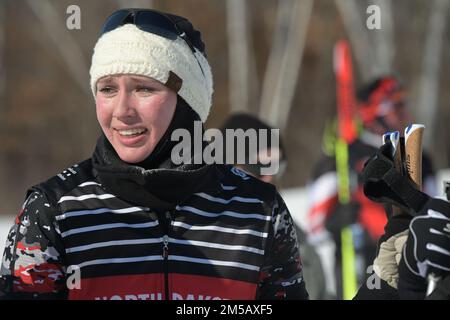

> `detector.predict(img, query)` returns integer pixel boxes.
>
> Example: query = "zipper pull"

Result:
[162,235,169,259]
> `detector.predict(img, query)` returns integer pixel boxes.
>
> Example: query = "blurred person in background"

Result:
[220,113,328,299]
[0,9,308,300]
[305,75,436,298]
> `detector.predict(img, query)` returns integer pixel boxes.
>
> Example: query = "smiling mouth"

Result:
[115,128,148,137]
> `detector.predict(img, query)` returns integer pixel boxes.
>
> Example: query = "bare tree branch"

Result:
[416,0,448,148]
[370,0,395,77]
[0,1,6,191]
[259,0,291,124]
[25,0,91,99]
[226,0,257,114]
[114,0,153,9]
[335,0,376,82]
[0,0,6,110]
[259,0,313,132]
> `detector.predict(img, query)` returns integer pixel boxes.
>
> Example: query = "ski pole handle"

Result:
[404,124,425,190]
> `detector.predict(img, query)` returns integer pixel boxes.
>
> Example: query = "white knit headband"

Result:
[89,24,214,122]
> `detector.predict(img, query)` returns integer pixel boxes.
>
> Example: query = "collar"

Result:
[92,134,222,212]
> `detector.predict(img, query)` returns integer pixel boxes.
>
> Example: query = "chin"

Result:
[116,148,153,164]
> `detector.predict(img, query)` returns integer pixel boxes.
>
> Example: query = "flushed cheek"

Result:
[96,103,114,132]
[147,98,175,128]
[138,104,170,134]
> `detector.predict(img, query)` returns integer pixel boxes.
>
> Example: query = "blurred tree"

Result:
[115,0,153,9]
[25,0,91,98]
[226,0,257,114]
[417,0,448,151]
[259,0,313,132]
[0,0,5,110]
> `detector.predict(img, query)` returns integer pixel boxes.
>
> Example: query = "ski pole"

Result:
[333,40,358,300]
[402,124,440,295]
[404,124,424,190]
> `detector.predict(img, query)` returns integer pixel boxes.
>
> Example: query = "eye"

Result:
[98,86,117,95]
[136,86,154,93]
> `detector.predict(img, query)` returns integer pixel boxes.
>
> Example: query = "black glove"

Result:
[398,198,450,299]
[362,142,404,206]
[362,142,429,214]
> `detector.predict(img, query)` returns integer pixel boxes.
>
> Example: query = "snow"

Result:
[0,216,13,252]
[280,186,309,231]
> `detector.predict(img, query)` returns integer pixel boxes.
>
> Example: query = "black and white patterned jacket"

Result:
[0,148,308,300]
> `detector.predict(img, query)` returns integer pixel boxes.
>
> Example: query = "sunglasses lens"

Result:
[134,11,179,40]
[100,10,131,35]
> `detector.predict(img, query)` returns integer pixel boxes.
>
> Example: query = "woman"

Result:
[0,9,308,300]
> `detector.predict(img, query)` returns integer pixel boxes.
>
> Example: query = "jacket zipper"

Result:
[162,234,169,300]
[159,211,172,300]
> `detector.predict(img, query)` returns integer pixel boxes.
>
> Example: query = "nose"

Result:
[113,89,137,119]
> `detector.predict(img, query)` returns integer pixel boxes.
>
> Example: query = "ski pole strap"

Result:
[363,157,430,215]
[382,168,430,214]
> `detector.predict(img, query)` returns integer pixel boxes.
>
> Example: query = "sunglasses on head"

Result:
[100,9,206,76]
[101,9,198,52]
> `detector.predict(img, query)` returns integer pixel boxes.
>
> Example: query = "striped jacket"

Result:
[0,159,308,300]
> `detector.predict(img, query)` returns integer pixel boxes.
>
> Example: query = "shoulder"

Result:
[206,164,286,217]
[214,164,278,203]
[28,158,95,206]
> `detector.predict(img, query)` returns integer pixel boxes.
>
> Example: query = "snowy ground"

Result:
[280,186,309,230]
